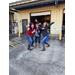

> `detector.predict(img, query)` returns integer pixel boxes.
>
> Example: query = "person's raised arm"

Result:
[28,22,32,26]
[39,27,45,31]
[35,19,43,26]
[46,21,55,29]
[35,19,38,23]
[25,25,28,29]
[25,25,30,31]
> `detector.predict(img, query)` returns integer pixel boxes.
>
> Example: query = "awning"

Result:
[9,0,65,11]
[9,8,19,14]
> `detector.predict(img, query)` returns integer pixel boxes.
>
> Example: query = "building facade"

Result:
[9,0,65,35]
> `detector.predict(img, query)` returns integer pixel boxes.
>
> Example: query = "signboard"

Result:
[44,16,50,21]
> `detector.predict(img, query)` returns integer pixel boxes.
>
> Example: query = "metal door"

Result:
[22,19,28,34]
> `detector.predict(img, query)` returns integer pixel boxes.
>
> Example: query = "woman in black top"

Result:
[41,21,55,51]
[35,19,55,51]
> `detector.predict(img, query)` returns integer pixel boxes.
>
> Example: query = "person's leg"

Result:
[31,36,34,44]
[64,30,65,37]
[26,34,32,50]
[26,34,32,46]
[35,36,37,47]
[41,34,49,51]
[63,30,64,37]
[41,44,45,51]
[42,35,49,44]
[31,36,35,47]
[44,34,50,47]
[42,38,45,45]
[38,37,41,48]
[62,30,64,37]
[41,37,46,51]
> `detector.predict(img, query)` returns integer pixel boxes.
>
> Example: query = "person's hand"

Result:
[35,19,37,22]
[53,21,55,23]
[38,30,40,33]
[38,23,41,25]
[25,25,28,28]
[42,27,44,30]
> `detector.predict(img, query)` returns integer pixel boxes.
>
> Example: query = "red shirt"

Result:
[26,27,35,36]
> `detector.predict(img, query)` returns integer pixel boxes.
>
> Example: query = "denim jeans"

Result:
[62,30,65,37]
[35,36,41,43]
[42,34,49,44]
[26,34,34,46]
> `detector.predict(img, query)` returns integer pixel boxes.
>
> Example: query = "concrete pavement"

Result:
[9,36,65,75]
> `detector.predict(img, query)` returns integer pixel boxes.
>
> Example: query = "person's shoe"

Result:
[46,43,50,47]
[28,45,33,51]
[41,44,45,51]
[41,49,45,51]
[31,43,34,47]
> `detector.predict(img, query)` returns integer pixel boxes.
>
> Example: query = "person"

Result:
[35,23,42,48]
[62,25,65,37]
[40,22,55,51]
[26,23,35,51]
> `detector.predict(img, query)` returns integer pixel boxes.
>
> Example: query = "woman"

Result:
[41,22,55,51]
[26,23,35,51]
[35,23,42,48]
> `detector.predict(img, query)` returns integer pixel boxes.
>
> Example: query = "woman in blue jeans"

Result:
[41,21,55,51]
[35,23,42,48]
[26,23,35,51]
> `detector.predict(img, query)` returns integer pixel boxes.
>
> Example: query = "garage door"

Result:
[31,11,51,16]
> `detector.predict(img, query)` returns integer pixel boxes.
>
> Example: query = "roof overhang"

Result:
[9,8,19,14]
[9,0,65,13]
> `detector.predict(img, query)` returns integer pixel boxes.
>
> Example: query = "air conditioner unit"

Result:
[12,29,18,34]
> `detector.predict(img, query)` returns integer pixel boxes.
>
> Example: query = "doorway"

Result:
[22,19,28,34]
[9,13,13,34]
[30,11,51,34]
[62,9,65,37]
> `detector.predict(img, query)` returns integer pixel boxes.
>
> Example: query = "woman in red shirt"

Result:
[26,23,35,51]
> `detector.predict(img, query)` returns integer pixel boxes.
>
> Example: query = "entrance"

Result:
[62,9,65,37]
[30,11,51,34]
[9,13,13,33]
[22,19,28,34]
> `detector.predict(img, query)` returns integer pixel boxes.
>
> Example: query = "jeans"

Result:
[35,36,41,43]
[26,34,34,46]
[42,34,49,44]
[62,30,65,37]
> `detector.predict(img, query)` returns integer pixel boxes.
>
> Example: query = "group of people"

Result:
[25,19,55,51]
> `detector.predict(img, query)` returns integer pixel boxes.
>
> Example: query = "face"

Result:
[43,22,47,27]
[36,24,39,29]
[31,24,34,29]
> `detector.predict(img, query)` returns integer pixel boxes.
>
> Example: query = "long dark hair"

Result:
[29,23,34,29]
